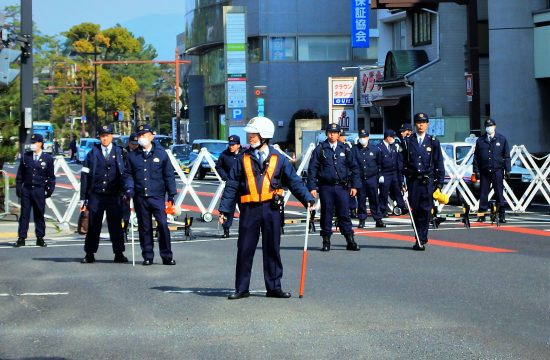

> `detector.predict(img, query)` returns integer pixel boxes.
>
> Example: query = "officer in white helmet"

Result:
[219,116,315,300]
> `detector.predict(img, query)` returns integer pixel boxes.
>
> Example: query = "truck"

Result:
[32,121,55,153]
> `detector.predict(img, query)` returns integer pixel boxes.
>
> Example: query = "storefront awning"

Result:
[371,96,404,107]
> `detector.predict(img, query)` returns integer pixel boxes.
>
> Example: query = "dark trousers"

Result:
[133,195,172,260]
[479,170,506,214]
[223,201,239,230]
[379,172,406,214]
[84,193,125,255]
[319,184,353,236]
[18,185,46,239]
[408,178,433,243]
[235,202,282,293]
[357,177,382,221]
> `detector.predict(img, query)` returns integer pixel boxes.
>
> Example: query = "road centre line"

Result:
[0,292,69,297]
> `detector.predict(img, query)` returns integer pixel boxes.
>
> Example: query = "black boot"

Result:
[358,219,365,228]
[345,233,360,251]
[375,219,386,228]
[36,237,47,247]
[320,236,331,252]
[221,228,230,238]
[14,238,25,247]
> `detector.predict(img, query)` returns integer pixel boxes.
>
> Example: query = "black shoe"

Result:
[412,242,425,251]
[14,238,25,248]
[142,259,153,266]
[358,219,365,229]
[375,220,386,228]
[162,258,176,265]
[114,253,128,263]
[345,234,360,251]
[81,254,95,263]
[320,236,331,252]
[221,229,230,238]
[228,291,250,300]
[266,289,291,298]
[36,237,47,247]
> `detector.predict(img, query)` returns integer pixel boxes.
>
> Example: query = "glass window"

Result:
[298,36,350,61]
[248,36,267,62]
[413,12,432,46]
[393,20,406,50]
[352,38,378,60]
[269,37,296,61]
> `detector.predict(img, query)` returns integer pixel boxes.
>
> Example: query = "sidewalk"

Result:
[0,216,75,244]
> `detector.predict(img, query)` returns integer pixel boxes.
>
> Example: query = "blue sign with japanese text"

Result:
[351,0,369,48]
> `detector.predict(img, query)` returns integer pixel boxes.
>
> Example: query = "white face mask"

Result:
[358,138,368,146]
[249,141,261,149]
[389,139,395,145]
[30,144,37,151]
[486,126,495,135]
[138,138,150,147]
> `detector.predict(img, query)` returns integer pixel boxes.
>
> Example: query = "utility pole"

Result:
[467,0,481,135]
[18,0,32,156]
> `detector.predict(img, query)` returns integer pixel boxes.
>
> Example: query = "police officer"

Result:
[351,129,385,229]
[219,117,314,300]
[80,125,130,263]
[402,113,445,251]
[14,134,55,247]
[215,135,242,238]
[397,123,413,144]
[121,133,139,241]
[340,129,357,218]
[472,118,511,223]
[378,129,407,217]
[126,124,177,266]
[307,123,361,252]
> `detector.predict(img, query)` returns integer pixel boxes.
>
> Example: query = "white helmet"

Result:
[243,116,275,139]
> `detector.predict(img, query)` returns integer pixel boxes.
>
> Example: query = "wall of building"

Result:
[488,0,548,152]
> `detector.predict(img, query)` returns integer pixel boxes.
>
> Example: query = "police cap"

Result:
[413,112,429,123]
[358,129,370,138]
[384,129,396,138]
[136,124,154,135]
[228,135,240,145]
[484,118,496,127]
[399,123,412,132]
[30,134,44,143]
[325,123,341,133]
[130,133,139,144]
[98,124,113,135]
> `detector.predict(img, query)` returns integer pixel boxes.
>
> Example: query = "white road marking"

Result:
[164,289,265,295]
[0,292,69,297]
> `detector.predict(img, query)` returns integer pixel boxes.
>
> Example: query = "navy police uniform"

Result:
[472,118,510,222]
[121,133,139,241]
[307,123,361,251]
[15,134,55,247]
[351,129,384,228]
[219,145,313,296]
[402,113,445,250]
[126,124,177,265]
[377,129,406,216]
[215,135,242,237]
[80,125,130,263]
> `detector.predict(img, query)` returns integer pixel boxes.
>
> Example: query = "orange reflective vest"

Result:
[240,153,284,203]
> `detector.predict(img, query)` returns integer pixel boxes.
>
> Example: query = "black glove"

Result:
[436,183,443,191]
[308,199,316,207]
[45,191,52,198]
[167,196,175,205]
[16,188,21,198]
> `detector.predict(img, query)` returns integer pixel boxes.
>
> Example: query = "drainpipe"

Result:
[404,8,440,125]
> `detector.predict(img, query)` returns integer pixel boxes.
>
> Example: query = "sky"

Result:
[0,0,186,60]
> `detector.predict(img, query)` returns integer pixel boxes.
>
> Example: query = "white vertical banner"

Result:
[224,6,247,126]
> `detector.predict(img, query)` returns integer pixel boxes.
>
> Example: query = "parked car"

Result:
[154,135,173,149]
[113,135,130,149]
[188,139,228,179]
[170,144,191,173]
[76,138,101,163]
[441,142,532,199]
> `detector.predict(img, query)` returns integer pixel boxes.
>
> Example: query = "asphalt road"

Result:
[1,161,549,359]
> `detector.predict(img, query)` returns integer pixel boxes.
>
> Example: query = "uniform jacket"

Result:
[215,147,242,181]
[472,132,511,174]
[377,141,403,176]
[80,143,128,200]
[351,143,381,180]
[307,140,361,190]
[219,146,313,214]
[402,133,445,185]
[16,151,56,196]
[126,142,177,199]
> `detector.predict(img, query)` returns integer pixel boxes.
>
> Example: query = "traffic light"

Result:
[112,111,119,122]
[0,47,21,87]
